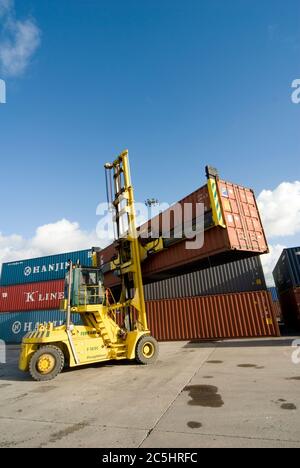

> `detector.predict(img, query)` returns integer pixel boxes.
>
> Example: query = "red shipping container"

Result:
[147,292,280,341]
[99,177,268,288]
[115,291,280,341]
[0,280,65,312]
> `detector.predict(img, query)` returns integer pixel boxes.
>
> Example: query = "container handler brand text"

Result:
[1,289,64,303]
[24,290,65,303]
[24,262,69,277]
[12,320,64,335]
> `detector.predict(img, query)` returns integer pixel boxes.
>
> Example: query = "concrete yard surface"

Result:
[1,338,300,448]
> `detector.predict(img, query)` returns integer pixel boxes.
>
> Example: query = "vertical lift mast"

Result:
[104,150,148,332]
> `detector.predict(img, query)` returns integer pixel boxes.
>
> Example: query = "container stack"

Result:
[135,257,280,341]
[0,250,281,344]
[273,247,300,329]
[100,171,280,341]
[0,250,92,343]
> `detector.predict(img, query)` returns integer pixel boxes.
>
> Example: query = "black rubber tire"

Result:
[135,335,159,365]
[29,345,65,382]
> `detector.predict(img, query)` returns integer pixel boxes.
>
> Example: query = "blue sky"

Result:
[0,0,299,282]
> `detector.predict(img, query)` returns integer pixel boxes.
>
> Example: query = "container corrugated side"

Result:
[143,256,267,301]
[145,291,280,341]
[0,310,82,344]
[287,247,300,288]
[272,301,283,322]
[0,280,65,312]
[279,287,300,328]
[273,247,300,293]
[0,249,93,286]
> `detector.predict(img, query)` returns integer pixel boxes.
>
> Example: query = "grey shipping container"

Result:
[273,247,300,293]
[143,256,267,301]
[0,310,83,344]
[0,249,93,286]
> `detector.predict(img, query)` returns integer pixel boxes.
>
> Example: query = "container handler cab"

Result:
[19,150,159,381]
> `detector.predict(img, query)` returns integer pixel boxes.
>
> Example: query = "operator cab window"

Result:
[80,270,104,305]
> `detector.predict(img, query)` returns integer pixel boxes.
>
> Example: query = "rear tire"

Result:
[135,335,159,365]
[29,345,65,381]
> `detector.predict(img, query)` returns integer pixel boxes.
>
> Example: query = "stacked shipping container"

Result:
[0,252,280,343]
[143,257,267,300]
[102,172,279,340]
[0,250,280,343]
[273,247,300,328]
[0,280,65,312]
[0,250,92,343]
[0,310,82,343]
[0,169,281,343]
[0,250,93,286]
[145,292,279,341]
[134,256,279,340]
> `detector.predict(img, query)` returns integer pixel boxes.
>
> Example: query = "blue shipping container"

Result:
[0,249,93,286]
[268,286,279,302]
[273,247,300,293]
[0,310,83,344]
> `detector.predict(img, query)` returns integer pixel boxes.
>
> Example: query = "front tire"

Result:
[135,335,159,365]
[29,345,65,381]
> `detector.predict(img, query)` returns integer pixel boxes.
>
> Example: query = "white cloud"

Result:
[0,0,12,18]
[0,219,102,269]
[260,244,286,287]
[257,181,300,238]
[254,180,300,285]
[0,0,41,77]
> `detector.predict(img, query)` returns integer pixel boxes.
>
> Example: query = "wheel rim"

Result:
[37,354,56,374]
[142,342,155,359]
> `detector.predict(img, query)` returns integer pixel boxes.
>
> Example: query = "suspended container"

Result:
[99,171,268,289]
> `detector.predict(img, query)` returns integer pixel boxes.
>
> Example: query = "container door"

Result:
[217,180,268,253]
